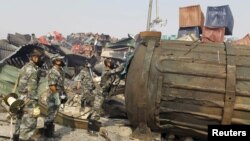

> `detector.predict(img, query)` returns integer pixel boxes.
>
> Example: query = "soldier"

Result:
[44,54,65,138]
[101,58,124,98]
[91,58,124,120]
[14,48,44,141]
[76,61,95,109]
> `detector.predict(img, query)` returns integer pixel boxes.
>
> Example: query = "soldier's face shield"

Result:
[54,58,66,67]
[32,54,45,67]
[38,55,45,67]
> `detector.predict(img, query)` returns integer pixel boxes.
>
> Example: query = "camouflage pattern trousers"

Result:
[15,100,38,140]
[81,90,95,107]
[91,89,105,119]
[45,93,60,122]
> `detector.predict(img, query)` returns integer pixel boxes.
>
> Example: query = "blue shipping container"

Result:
[205,5,234,35]
[177,26,201,38]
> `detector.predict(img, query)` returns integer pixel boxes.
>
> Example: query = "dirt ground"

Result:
[0,113,141,141]
[0,112,196,141]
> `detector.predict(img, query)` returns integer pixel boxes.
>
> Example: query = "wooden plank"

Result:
[235,50,250,57]
[160,101,223,117]
[234,96,250,111]
[160,88,250,113]
[236,81,250,96]
[236,66,250,80]
[159,119,207,130]
[161,88,224,107]
[162,96,222,108]
[235,56,250,67]
[222,49,236,124]
[161,40,226,49]
[232,110,250,124]
[156,60,226,78]
[161,46,226,56]
[163,73,225,93]
[156,49,227,65]
[159,112,220,126]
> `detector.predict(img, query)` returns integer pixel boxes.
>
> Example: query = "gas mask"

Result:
[61,59,66,67]
[52,59,65,67]
[35,55,45,68]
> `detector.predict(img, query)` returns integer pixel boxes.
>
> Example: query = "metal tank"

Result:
[125,31,250,139]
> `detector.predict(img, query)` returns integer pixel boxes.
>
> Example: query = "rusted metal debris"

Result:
[39,101,88,129]
[125,31,250,139]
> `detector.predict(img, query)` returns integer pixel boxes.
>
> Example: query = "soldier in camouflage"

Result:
[44,54,65,138]
[101,59,124,98]
[91,58,124,120]
[14,49,44,141]
[76,61,95,108]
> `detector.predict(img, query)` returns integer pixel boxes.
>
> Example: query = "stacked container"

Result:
[202,5,234,43]
[202,27,225,43]
[178,5,204,39]
[233,34,250,46]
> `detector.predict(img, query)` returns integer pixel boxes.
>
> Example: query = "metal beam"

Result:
[146,0,153,31]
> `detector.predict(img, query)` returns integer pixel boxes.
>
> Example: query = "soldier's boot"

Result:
[43,121,55,138]
[12,134,19,141]
[88,119,102,136]
[81,98,87,108]
[80,100,87,112]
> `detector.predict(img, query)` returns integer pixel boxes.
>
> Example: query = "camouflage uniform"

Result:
[77,66,94,107]
[43,54,65,138]
[15,61,40,140]
[101,62,125,98]
[92,62,124,119]
[46,65,65,122]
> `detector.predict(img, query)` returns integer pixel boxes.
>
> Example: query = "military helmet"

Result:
[31,49,43,57]
[51,53,64,61]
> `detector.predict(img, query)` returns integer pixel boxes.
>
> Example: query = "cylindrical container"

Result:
[125,31,250,139]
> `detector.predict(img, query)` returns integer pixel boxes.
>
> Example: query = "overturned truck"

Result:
[125,31,250,139]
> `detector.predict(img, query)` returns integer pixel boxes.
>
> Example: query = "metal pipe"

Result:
[156,0,158,18]
[146,0,153,31]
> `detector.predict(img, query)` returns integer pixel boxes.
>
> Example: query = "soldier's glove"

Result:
[59,91,68,104]
[32,107,40,117]
[110,69,116,74]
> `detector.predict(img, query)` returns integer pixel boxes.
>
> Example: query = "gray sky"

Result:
[0,0,249,38]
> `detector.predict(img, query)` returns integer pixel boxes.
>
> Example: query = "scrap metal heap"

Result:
[0,31,138,140]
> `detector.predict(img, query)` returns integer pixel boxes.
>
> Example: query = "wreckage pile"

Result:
[0,31,139,140]
[2,4,250,141]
